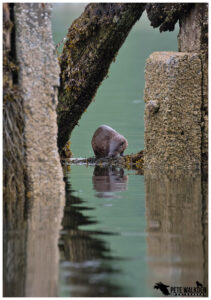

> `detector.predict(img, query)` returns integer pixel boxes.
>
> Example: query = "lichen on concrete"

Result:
[144,52,202,169]
[13,3,65,296]
[14,3,64,198]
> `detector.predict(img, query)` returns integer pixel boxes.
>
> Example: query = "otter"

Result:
[91,125,128,158]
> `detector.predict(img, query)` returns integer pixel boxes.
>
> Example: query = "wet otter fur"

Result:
[91,125,128,158]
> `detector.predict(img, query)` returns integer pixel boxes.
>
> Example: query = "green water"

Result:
[52,4,207,298]
[59,165,148,297]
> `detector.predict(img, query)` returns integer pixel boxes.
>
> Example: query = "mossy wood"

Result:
[3,3,26,227]
[146,3,193,32]
[178,3,208,171]
[57,3,146,152]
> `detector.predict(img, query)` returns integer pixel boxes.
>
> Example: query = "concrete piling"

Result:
[144,51,202,169]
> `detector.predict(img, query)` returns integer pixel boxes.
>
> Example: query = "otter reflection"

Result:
[145,169,208,296]
[59,176,127,297]
[93,166,128,198]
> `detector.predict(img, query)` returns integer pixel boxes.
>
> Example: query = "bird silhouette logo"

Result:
[154,282,170,295]
[196,281,203,287]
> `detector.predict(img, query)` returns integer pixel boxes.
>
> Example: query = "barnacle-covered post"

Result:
[57,3,146,154]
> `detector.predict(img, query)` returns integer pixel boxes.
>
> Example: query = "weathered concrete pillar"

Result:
[3,4,65,297]
[144,52,202,169]
[14,3,64,200]
[178,3,208,171]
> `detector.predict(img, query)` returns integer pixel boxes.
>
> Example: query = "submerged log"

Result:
[57,3,146,153]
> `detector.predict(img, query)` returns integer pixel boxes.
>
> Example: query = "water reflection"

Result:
[59,166,128,297]
[3,182,65,297]
[93,166,128,198]
[145,169,208,296]
[3,199,27,297]
[4,164,207,297]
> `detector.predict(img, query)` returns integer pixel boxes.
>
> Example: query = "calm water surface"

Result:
[58,166,208,297]
[3,165,207,297]
[59,165,147,296]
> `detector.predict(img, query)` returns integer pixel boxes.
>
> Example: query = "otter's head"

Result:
[108,136,128,157]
